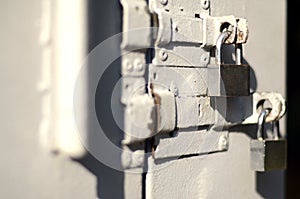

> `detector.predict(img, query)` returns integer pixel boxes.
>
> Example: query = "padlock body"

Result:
[250,139,287,172]
[207,64,250,96]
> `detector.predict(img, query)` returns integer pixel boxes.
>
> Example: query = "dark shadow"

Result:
[257,171,285,199]
[222,44,236,64]
[223,96,253,123]
[229,125,286,199]
[286,0,300,198]
[75,1,125,198]
[229,123,272,140]
[95,57,124,147]
[87,0,122,51]
[76,153,124,199]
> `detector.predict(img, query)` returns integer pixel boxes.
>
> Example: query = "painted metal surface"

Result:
[145,0,287,198]
[0,0,286,198]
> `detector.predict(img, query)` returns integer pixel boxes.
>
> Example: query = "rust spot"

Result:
[149,83,161,158]
[238,31,244,40]
[149,83,161,135]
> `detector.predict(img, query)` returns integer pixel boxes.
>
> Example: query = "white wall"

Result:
[0,1,98,198]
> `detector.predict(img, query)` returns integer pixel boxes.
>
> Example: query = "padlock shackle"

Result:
[216,31,231,64]
[272,120,280,140]
[235,44,243,65]
[257,109,270,140]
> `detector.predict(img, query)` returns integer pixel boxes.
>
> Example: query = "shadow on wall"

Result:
[77,153,124,199]
[75,55,125,198]
[76,0,124,198]
[229,125,286,199]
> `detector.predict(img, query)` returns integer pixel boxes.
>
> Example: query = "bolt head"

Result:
[134,59,144,71]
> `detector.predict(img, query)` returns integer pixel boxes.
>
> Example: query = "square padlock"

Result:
[250,109,287,172]
[207,64,250,96]
[250,139,287,172]
[207,32,249,97]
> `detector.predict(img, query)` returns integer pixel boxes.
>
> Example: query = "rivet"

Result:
[134,59,144,71]
[124,60,133,72]
[159,49,168,61]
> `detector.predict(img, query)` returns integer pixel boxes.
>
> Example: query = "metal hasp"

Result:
[119,1,287,197]
[250,109,287,172]
[120,0,286,159]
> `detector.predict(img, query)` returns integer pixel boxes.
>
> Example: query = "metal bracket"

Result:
[153,129,229,160]
[121,0,151,50]
[150,0,249,47]
[120,0,152,170]
[243,92,287,124]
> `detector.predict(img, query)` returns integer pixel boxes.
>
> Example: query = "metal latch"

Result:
[119,0,287,170]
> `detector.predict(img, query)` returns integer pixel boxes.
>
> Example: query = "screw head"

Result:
[160,0,168,5]
[159,49,168,61]
[202,0,210,10]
